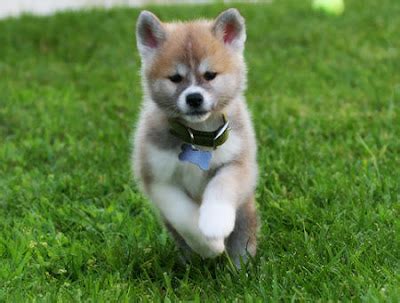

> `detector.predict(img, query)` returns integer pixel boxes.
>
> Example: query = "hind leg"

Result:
[164,222,195,264]
[225,196,258,268]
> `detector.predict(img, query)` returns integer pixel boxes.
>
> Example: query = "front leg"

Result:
[199,163,256,239]
[149,183,225,258]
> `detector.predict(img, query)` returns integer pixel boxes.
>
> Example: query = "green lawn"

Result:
[1,0,400,301]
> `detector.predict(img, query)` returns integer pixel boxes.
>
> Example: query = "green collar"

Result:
[169,114,230,148]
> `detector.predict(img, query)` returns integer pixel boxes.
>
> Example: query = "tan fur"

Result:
[148,22,238,79]
[133,9,258,266]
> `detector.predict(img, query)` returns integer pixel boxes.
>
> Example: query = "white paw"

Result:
[198,202,236,239]
[208,238,225,253]
[203,238,225,258]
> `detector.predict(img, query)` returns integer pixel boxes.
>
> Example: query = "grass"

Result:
[1,0,400,301]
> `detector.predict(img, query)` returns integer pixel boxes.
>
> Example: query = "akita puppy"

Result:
[133,8,258,266]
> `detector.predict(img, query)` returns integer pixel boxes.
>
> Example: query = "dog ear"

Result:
[136,11,166,59]
[212,8,246,52]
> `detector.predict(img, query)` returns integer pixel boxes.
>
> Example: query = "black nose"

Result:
[186,93,203,108]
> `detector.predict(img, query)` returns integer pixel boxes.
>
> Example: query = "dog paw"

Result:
[199,202,236,239]
[203,238,225,258]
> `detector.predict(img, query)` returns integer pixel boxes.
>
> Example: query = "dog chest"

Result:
[147,145,209,198]
[146,131,241,200]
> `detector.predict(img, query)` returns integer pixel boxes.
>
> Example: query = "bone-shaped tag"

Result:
[178,144,212,171]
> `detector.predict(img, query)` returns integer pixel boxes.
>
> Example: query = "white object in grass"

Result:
[312,0,345,16]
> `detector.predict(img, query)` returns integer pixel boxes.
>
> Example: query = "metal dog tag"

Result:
[178,144,212,171]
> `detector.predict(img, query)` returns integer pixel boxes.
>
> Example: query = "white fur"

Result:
[198,202,236,239]
[176,63,189,77]
[210,124,241,165]
[146,128,242,197]
[198,58,210,74]
[146,145,226,256]
[144,126,244,255]
[212,73,237,95]
[149,183,224,257]
[154,79,176,97]
[147,146,177,183]
[183,113,211,123]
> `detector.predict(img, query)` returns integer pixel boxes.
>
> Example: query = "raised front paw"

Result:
[198,202,236,239]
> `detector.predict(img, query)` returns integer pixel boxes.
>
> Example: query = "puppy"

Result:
[132,8,258,266]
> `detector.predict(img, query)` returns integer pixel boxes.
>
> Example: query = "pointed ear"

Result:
[136,11,166,58]
[212,8,246,52]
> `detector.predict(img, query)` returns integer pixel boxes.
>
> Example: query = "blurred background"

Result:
[0,0,266,19]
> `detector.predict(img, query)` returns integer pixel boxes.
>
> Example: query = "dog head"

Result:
[136,9,247,123]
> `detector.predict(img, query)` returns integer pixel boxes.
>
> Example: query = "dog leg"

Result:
[199,164,255,240]
[225,196,258,268]
[150,183,225,258]
[164,221,195,264]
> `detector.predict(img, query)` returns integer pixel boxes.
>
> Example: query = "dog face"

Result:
[136,9,247,123]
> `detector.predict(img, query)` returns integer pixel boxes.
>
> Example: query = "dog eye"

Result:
[168,74,183,83]
[204,71,217,81]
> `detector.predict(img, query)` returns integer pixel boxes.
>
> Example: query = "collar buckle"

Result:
[212,119,230,149]
[186,127,195,146]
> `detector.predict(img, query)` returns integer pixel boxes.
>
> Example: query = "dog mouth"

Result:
[182,110,211,122]
[186,110,209,116]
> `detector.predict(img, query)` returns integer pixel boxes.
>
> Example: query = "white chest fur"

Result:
[147,130,241,194]
[142,130,244,257]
